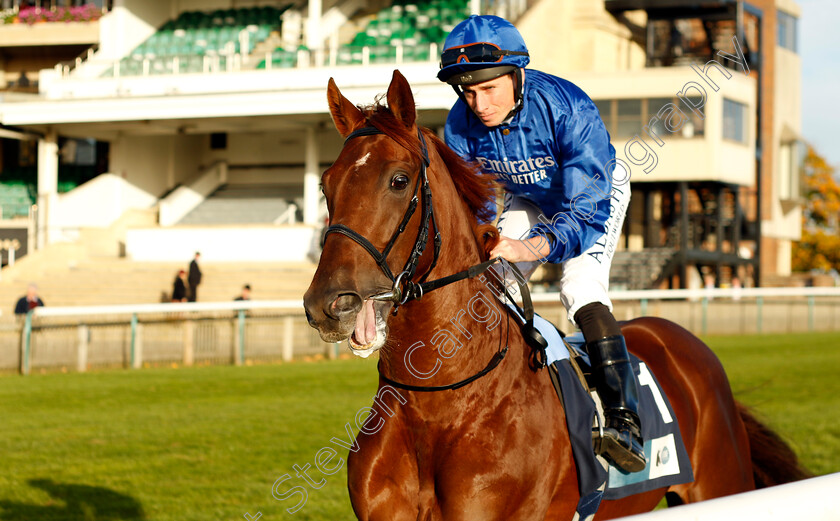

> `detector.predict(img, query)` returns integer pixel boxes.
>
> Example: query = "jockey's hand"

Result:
[490,236,550,263]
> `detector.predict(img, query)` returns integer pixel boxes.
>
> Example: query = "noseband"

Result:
[323,126,442,310]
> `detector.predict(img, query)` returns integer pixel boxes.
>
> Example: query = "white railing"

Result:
[615,473,840,521]
[59,41,441,81]
[7,286,840,375]
[11,299,330,376]
[531,286,840,336]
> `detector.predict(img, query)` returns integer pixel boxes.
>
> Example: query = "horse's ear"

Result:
[475,224,500,261]
[386,70,417,129]
[327,77,366,138]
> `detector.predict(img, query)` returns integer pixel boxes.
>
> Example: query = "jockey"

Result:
[438,15,645,473]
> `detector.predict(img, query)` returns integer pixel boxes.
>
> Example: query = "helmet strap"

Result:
[452,84,467,105]
[503,68,525,122]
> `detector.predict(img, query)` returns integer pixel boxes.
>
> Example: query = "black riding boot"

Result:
[586,335,646,473]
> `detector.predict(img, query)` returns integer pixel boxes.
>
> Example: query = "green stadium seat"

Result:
[333,0,466,65]
[101,5,291,77]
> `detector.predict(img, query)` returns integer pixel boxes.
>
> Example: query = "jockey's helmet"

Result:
[437,15,530,86]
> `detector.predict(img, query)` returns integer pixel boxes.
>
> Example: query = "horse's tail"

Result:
[737,401,812,488]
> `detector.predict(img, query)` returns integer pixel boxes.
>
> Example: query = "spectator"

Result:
[188,252,202,302]
[234,284,251,301]
[14,283,44,315]
[172,270,188,302]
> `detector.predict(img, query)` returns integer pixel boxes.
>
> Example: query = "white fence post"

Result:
[282,316,294,362]
[232,317,242,366]
[183,320,194,367]
[133,323,144,369]
[77,325,88,372]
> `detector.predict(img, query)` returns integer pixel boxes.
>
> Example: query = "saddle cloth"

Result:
[504,305,694,518]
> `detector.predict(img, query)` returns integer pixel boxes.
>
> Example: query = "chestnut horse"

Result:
[303,71,808,520]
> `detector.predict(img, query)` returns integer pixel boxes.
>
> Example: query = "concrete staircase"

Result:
[1,255,315,311]
[177,184,301,225]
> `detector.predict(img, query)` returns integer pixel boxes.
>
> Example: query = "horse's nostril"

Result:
[305,308,316,328]
[329,293,363,320]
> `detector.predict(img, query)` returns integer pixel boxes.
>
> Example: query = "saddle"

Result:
[500,300,694,517]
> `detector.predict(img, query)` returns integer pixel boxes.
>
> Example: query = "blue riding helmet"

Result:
[437,15,530,86]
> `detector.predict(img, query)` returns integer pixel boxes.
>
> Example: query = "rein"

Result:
[324,125,547,392]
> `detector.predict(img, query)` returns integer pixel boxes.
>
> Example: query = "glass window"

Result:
[723,98,748,144]
[778,11,798,53]
[616,99,642,139]
[645,98,672,139]
[594,99,612,131]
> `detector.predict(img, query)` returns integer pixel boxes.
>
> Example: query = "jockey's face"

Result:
[462,73,516,128]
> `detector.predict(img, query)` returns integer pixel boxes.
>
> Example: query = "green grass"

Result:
[0,332,838,520]
[701,331,840,477]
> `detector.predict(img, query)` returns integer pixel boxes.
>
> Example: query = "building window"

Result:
[616,99,642,139]
[646,97,705,140]
[594,99,612,134]
[595,98,705,141]
[723,98,748,144]
[778,11,798,53]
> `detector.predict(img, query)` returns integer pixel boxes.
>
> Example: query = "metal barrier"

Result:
[534,286,840,336]
[7,286,840,375]
[11,300,334,375]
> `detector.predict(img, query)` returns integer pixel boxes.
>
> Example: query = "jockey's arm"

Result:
[490,235,551,263]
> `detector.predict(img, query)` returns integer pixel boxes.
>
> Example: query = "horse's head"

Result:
[304,70,498,358]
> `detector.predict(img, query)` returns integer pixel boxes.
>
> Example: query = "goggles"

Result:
[440,42,529,68]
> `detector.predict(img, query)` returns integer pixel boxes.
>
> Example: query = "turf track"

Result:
[0,332,837,520]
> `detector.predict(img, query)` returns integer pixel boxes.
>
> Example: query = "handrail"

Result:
[273,203,297,225]
[532,286,840,302]
[27,286,840,317]
[158,160,227,226]
[33,299,302,318]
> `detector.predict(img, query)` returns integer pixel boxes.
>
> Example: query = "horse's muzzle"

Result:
[302,288,363,342]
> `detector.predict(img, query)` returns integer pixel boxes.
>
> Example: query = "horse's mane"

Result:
[360,102,498,224]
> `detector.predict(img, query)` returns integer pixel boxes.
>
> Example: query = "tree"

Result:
[792,145,840,272]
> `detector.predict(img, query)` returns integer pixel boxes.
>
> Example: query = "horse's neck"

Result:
[380,210,519,390]
[382,276,510,386]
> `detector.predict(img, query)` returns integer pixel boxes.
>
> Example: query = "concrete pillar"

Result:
[36,129,58,249]
[306,0,322,51]
[303,127,320,225]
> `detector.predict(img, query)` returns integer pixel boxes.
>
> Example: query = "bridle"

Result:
[322,124,548,391]
[323,125,441,310]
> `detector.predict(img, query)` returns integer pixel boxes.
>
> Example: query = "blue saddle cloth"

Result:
[512,308,694,518]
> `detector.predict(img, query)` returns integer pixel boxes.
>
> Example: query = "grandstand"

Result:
[0,0,803,313]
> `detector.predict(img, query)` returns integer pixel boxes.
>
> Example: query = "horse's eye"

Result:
[390,174,410,191]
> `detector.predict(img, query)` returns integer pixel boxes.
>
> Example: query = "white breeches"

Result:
[496,173,631,324]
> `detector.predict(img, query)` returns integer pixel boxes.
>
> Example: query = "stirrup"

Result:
[593,414,646,473]
[596,427,646,473]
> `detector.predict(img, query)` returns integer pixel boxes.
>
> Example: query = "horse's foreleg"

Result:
[348,425,421,521]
